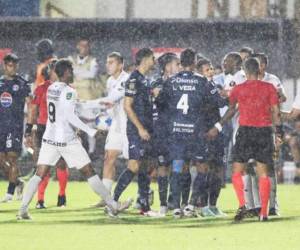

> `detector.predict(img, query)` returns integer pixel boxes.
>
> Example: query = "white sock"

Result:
[87,175,116,208]
[88,136,96,154]
[242,174,254,209]
[269,175,278,209]
[251,175,261,208]
[20,175,41,213]
[102,178,113,194]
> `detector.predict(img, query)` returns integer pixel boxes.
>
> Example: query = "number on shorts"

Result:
[48,102,56,123]
[176,94,189,114]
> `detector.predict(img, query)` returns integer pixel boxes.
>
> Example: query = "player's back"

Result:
[43,81,78,143]
[164,71,207,139]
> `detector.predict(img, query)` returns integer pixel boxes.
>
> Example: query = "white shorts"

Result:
[105,129,128,159]
[37,139,91,169]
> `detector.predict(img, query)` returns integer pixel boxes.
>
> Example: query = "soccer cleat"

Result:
[36,200,46,209]
[159,206,168,217]
[246,208,259,218]
[259,215,268,222]
[17,210,32,220]
[234,206,248,221]
[199,206,216,217]
[117,198,133,212]
[15,179,25,201]
[57,195,66,207]
[0,193,13,203]
[142,210,162,218]
[209,207,227,217]
[269,207,280,216]
[173,208,183,219]
[183,205,197,217]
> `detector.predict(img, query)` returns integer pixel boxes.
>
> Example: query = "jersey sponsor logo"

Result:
[66,92,73,100]
[12,84,19,91]
[210,88,218,95]
[229,81,236,87]
[172,77,198,85]
[0,92,13,108]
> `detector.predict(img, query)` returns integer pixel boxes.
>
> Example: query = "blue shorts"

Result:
[127,133,155,160]
[0,127,23,153]
[168,136,208,163]
[207,133,225,167]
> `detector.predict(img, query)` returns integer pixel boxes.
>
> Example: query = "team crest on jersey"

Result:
[12,84,19,91]
[229,81,236,87]
[66,92,73,100]
[0,92,13,107]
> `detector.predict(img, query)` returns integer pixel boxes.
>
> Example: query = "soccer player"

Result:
[152,52,180,215]
[18,59,130,220]
[239,46,254,62]
[112,48,158,216]
[195,58,228,217]
[207,57,282,221]
[0,54,30,202]
[25,59,69,209]
[92,52,129,206]
[154,49,211,218]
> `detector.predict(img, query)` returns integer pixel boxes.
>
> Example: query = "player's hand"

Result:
[24,135,33,148]
[152,88,161,98]
[219,89,229,98]
[138,128,151,141]
[205,127,219,140]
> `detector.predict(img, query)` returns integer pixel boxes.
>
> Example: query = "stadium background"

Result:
[0,0,300,181]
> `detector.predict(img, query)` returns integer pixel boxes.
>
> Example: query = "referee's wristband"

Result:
[25,123,33,136]
[214,122,222,132]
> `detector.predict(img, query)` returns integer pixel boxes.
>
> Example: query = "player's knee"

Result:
[79,164,95,178]
[172,160,184,173]
[128,160,139,173]
[36,165,50,178]
[104,153,117,169]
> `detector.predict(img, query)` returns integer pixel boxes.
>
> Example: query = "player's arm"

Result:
[124,96,150,141]
[65,90,97,137]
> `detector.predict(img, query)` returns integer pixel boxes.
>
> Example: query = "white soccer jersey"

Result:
[43,81,97,144]
[223,70,246,91]
[263,72,286,95]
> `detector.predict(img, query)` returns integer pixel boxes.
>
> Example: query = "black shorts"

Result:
[232,126,274,165]
[36,124,46,148]
[153,125,170,166]
[207,133,225,168]
[127,132,155,161]
[0,127,23,153]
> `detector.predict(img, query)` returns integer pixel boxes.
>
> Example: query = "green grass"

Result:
[0,181,299,250]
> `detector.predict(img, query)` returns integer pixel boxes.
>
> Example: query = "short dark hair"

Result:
[55,59,73,78]
[196,57,211,70]
[108,51,124,64]
[226,52,243,68]
[3,53,19,64]
[244,57,260,76]
[253,52,268,65]
[180,48,196,67]
[158,52,177,73]
[135,48,153,66]
[239,46,254,56]
[42,59,58,80]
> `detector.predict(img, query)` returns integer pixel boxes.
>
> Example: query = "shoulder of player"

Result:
[15,74,29,85]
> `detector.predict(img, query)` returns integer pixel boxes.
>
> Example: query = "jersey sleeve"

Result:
[125,77,137,97]
[104,78,126,103]
[292,93,300,110]
[64,89,97,137]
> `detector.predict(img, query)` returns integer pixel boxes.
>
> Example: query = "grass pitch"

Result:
[0,181,299,250]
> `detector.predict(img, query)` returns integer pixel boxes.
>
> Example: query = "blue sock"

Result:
[181,171,191,206]
[137,168,151,211]
[209,172,222,206]
[170,172,182,209]
[113,169,135,201]
[158,176,168,206]
[7,182,16,195]
[190,172,208,206]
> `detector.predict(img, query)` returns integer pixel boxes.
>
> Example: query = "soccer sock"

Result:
[181,171,191,206]
[259,176,271,217]
[269,175,278,209]
[88,136,96,154]
[113,168,135,201]
[158,175,168,207]
[189,172,207,207]
[7,182,16,195]
[137,169,150,211]
[20,175,41,212]
[170,172,182,209]
[103,178,114,194]
[37,173,50,201]
[232,172,246,208]
[251,175,261,209]
[209,172,222,207]
[242,174,254,209]
[57,168,69,196]
[87,175,114,206]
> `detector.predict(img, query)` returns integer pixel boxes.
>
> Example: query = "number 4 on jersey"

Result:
[176,94,189,114]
